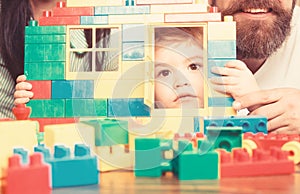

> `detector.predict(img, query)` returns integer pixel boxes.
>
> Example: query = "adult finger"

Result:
[14,97,30,105]
[232,89,282,110]
[225,60,248,70]
[14,90,34,99]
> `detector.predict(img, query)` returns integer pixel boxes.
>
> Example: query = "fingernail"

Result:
[232,101,241,110]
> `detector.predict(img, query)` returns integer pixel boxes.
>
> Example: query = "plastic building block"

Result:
[94,144,134,172]
[176,150,219,180]
[108,98,150,117]
[31,118,77,132]
[94,6,150,15]
[35,144,98,188]
[83,119,128,146]
[13,148,29,164]
[164,12,221,23]
[51,80,94,99]
[1,153,51,194]
[208,40,236,59]
[44,123,94,152]
[150,4,207,13]
[12,104,31,120]
[52,5,94,16]
[135,138,173,177]
[25,44,66,62]
[25,62,65,80]
[243,132,300,164]
[0,120,39,179]
[39,15,80,26]
[67,0,123,7]
[208,97,234,107]
[25,25,66,35]
[136,0,193,5]
[207,21,236,40]
[125,0,135,6]
[25,34,66,44]
[206,126,242,151]
[65,99,107,117]
[27,81,52,99]
[80,16,108,25]
[204,116,268,134]
[27,99,65,118]
[220,148,295,177]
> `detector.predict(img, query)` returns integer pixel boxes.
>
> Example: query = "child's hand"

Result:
[209,60,260,99]
[14,75,33,105]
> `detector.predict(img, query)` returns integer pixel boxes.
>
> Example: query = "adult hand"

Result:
[232,88,300,134]
[14,75,33,105]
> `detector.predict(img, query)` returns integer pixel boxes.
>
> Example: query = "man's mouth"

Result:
[242,8,272,14]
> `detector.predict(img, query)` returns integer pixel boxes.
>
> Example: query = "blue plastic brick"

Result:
[35,144,98,188]
[194,117,200,133]
[94,6,150,15]
[208,40,236,59]
[52,80,94,99]
[13,148,29,164]
[208,97,234,107]
[108,98,150,117]
[80,16,108,25]
[125,0,135,6]
[203,115,268,134]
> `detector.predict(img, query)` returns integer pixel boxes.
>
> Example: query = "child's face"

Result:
[155,43,204,108]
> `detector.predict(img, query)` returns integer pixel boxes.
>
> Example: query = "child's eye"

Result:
[188,63,202,71]
[158,70,172,77]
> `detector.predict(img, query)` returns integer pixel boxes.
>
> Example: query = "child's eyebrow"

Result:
[154,63,169,68]
[184,56,203,63]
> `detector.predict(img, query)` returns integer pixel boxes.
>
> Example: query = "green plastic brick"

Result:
[27,99,65,118]
[65,99,107,117]
[25,62,65,80]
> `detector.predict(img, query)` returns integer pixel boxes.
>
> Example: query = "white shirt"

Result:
[255,6,300,89]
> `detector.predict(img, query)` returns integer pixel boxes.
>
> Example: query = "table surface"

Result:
[53,165,300,194]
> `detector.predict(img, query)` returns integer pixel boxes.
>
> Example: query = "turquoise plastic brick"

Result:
[52,80,94,99]
[24,62,65,80]
[108,98,150,117]
[208,40,236,59]
[25,25,66,35]
[208,97,234,107]
[13,148,28,164]
[25,34,66,44]
[82,119,128,146]
[176,150,219,180]
[24,44,65,62]
[27,99,65,118]
[35,144,98,188]
[203,116,268,134]
[135,138,173,177]
[206,126,242,152]
[94,6,150,15]
[122,42,144,61]
[80,16,108,25]
[65,99,107,117]
[125,0,135,6]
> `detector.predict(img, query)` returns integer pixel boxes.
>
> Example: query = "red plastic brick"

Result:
[2,153,51,194]
[28,81,52,99]
[243,132,300,150]
[31,118,78,132]
[53,6,94,16]
[220,148,295,178]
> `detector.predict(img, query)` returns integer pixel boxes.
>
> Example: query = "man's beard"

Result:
[220,0,294,59]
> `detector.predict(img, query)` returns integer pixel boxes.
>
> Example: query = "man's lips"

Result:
[241,8,272,14]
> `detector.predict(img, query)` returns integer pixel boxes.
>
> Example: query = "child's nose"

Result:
[174,72,190,88]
